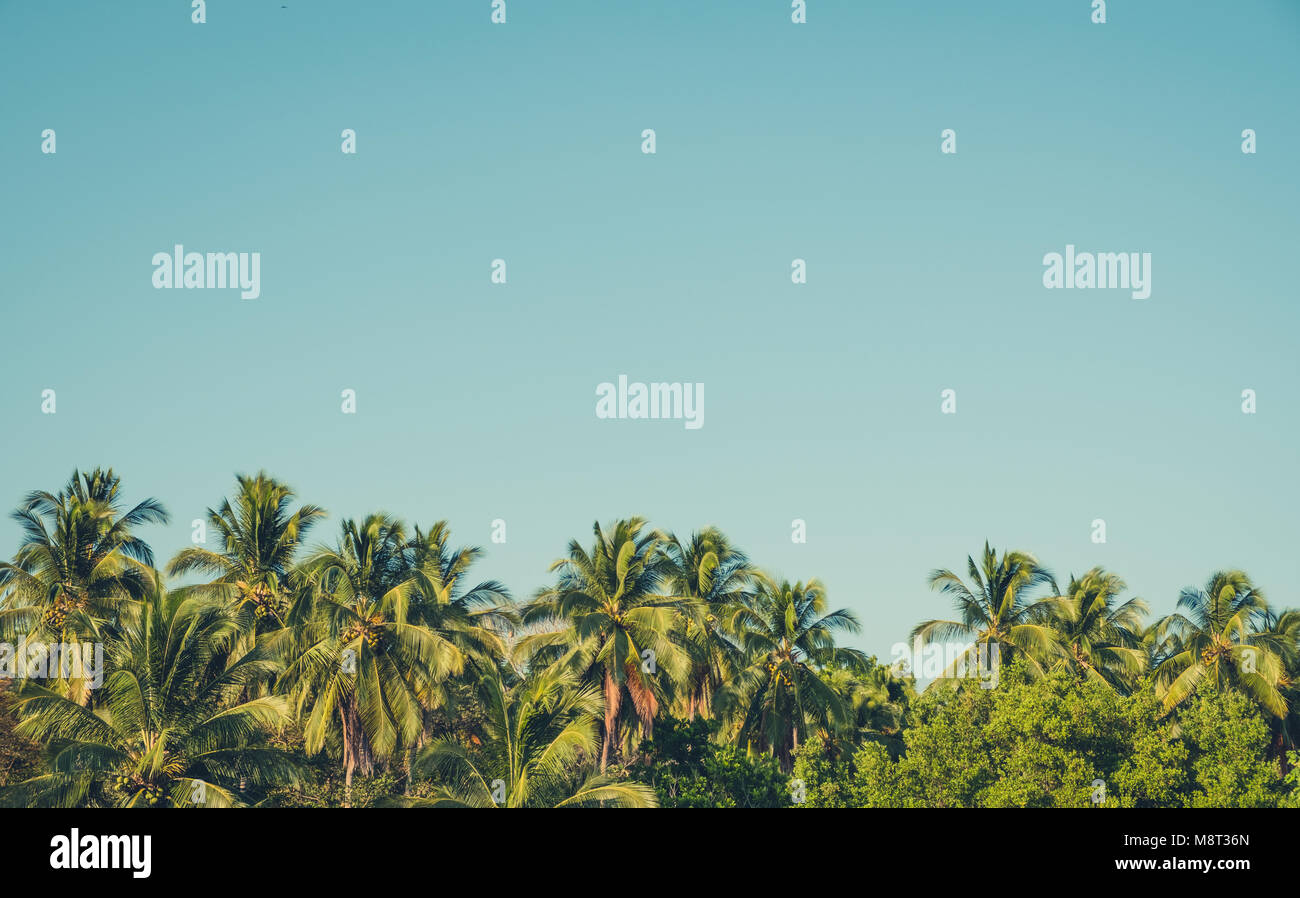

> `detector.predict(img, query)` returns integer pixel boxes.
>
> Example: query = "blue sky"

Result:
[2,0,1297,660]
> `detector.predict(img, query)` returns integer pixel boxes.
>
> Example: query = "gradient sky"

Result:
[2,0,1298,661]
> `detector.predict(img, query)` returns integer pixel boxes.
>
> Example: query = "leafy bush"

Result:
[624,716,790,808]
[793,661,1285,808]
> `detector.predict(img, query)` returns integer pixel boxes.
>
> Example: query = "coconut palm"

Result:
[9,585,297,807]
[167,472,324,636]
[1040,567,1148,691]
[661,527,754,721]
[519,518,689,771]
[0,469,167,701]
[394,522,515,783]
[404,665,655,807]
[1255,608,1300,759]
[1153,570,1286,717]
[275,514,466,796]
[718,576,866,769]
[816,659,911,758]
[911,542,1060,678]
[401,521,514,666]
[1137,617,1179,674]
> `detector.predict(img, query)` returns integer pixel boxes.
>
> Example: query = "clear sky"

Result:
[2,1,1297,661]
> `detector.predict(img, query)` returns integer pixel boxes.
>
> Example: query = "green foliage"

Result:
[794,662,1286,808]
[0,682,43,798]
[1281,752,1300,808]
[264,771,412,808]
[625,716,789,807]
[2,471,1296,808]
[1177,685,1279,808]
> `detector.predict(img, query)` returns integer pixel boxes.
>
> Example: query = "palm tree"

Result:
[396,521,514,786]
[405,665,655,807]
[0,469,167,700]
[275,514,466,796]
[519,518,688,771]
[816,659,911,757]
[167,472,324,636]
[10,585,298,807]
[1153,570,1286,717]
[718,576,865,769]
[911,542,1060,678]
[1040,567,1148,691]
[1252,608,1300,760]
[661,527,754,721]
[401,521,514,668]
[1137,617,1179,674]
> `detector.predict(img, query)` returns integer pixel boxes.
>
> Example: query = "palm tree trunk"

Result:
[340,704,355,807]
[339,697,374,806]
[601,668,622,772]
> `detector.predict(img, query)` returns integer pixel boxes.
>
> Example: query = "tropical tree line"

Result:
[0,468,1295,808]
